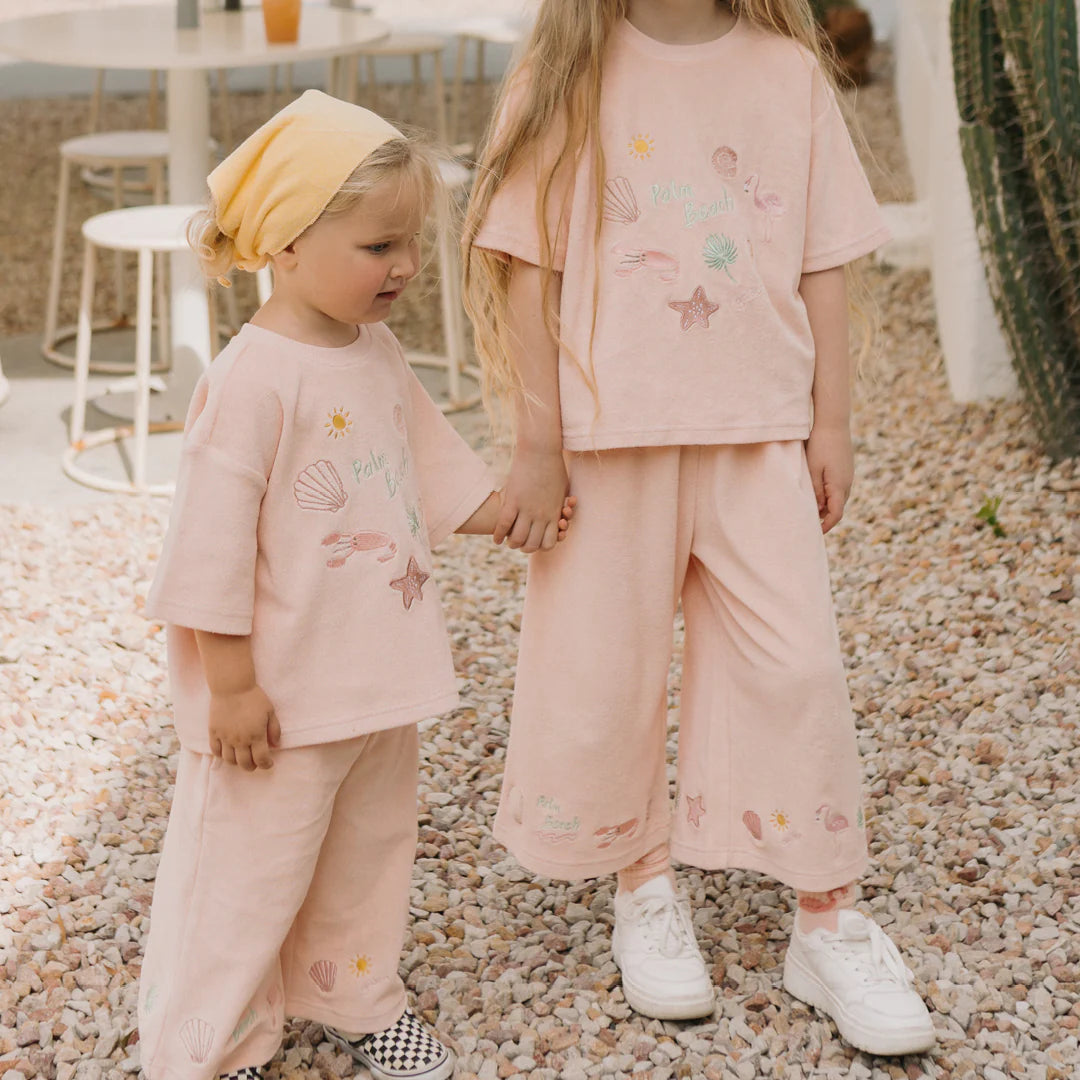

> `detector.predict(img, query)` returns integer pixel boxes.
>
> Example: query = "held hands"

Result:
[208,683,281,771]
[805,423,854,534]
[494,447,574,553]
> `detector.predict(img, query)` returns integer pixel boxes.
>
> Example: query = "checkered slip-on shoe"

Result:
[216,1068,266,1080]
[324,1008,455,1080]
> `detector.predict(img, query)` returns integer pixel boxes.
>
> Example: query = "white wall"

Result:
[894,1,1017,400]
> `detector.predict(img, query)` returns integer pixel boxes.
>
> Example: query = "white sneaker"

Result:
[611,875,715,1020]
[783,909,936,1055]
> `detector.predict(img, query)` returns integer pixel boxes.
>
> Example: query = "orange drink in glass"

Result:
[262,0,302,44]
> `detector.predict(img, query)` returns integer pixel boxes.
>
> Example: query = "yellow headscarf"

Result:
[209,89,403,272]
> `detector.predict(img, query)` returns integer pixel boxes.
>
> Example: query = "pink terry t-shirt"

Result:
[473,17,890,450]
[145,321,495,753]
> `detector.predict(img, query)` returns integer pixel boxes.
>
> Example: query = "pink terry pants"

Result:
[494,443,868,892]
[139,725,418,1080]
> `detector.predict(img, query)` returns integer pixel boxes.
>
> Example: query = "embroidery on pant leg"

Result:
[143,983,159,1015]
[294,460,348,512]
[179,1018,215,1064]
[628,133,655,161]
[742,809,765,847]
[816,804,851,851]
[685,794,706,828]
[797,884,856,913]
[389,555,429,609]
[350,954,373,978]
[613,245,680,283]
[743,174,785,242]
[535,794,580,843]
[668,286,719,330]
[322,530,398,568]
[393,403,408,439]
[603,177,640,223]
[856,805,865,829]
[593,818,639,848]
[770,808,803,845]
[507,786,525,825]
[230,1005,259,1043]
[309,960,337,993]
[325,406,353,439]
[703,234,738,281]
[711,146,738,179]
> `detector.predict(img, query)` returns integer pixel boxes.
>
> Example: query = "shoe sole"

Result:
[782,950,936,1056]
[324,1027,456,1080]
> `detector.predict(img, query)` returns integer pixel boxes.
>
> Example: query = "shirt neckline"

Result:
[614,12,745,61]
[237,320,377,366]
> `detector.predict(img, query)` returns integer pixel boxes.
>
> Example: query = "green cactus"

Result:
[951,0,1080,460]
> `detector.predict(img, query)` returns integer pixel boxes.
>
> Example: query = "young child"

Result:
[139,91,571,1080]
[463,0,936,1056]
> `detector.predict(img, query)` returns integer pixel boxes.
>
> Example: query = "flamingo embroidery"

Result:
[612,245,680,282]
[743,174,785,242]
[816,804,850,833]
[321,531,397,568]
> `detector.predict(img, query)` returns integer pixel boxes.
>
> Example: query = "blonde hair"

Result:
[462,0,871,431]
[189,134,443,281]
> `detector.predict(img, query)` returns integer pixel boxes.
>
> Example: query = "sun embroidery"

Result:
[324,406,352,439]
[627,133,655,161]
[350,954,373,977]
[770,809,792,833]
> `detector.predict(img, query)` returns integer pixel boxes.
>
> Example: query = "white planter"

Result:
[894,0,1017,401]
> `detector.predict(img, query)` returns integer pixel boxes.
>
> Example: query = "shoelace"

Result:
[631,894,699,959]
[828,917,914,988]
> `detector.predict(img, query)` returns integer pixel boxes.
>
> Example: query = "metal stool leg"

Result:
[70,241,98,447]
[44,155,72,355]
[133,249,154,490]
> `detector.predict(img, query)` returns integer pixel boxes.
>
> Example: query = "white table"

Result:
[1,5,389,371]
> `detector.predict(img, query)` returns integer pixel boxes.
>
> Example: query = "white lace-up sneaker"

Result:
[611,875,715,1019]
[783,909,936,1055]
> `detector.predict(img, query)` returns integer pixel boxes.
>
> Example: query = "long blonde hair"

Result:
[462,0,863,430]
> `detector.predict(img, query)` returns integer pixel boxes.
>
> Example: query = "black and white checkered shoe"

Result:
[216,1068,266,1080]
[324,1008,454,1080]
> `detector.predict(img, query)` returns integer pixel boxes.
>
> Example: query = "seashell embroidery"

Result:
[309,959,337,993]
[603,176,640,224]
[711,145,738,178]
[294,460,348,512]
[179,1018,215,1064]
[742,809,763,843]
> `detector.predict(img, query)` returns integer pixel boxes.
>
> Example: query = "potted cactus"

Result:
[951,0,1080,459]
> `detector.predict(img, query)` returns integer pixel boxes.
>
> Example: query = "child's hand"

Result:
[556,495,577,541]
[495,447,570,553]
[208,684,281,771]
[804,424,853,534]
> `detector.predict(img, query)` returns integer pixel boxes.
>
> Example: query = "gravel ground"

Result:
[3,48,1080,1080]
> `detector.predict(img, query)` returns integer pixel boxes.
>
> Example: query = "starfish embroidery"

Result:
[668,285,719,331]
[686,794,706,828]
[390,556,429,610]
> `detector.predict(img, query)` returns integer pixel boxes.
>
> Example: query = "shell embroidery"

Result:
[294,460,348,512]
[712,145,739,179]
[603,176,640,224]
[179,1018,215,1064]
[309,959,338,993]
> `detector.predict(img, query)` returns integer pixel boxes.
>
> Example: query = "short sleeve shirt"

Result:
[473,18,890,450]
[145,321,495,752]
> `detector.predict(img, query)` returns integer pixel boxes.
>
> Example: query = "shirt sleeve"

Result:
[471,79,576,271]
[145,351,282,634]
[403,364,497,549]
[801,67,891,274]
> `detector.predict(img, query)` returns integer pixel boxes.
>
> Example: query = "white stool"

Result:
[406,160,482,413]
[44,131,169,374]
[64,204,211,495]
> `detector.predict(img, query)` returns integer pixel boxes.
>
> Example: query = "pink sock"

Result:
[795,882,857,934]
[617,841,676,894]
